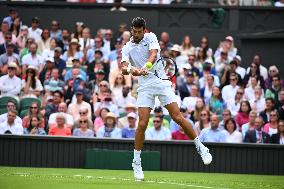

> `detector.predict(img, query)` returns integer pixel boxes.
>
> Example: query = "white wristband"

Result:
[127,64,132,74]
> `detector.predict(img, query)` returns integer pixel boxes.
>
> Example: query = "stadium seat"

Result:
[0,108,8,115]
[19,98,41,112]
[20,109,29,119]
[0,96,19,110]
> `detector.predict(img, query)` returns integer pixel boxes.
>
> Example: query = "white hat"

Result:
[204,58,214,65]
[225,36,234,42]
[182,64,191,70]
[8,62,18,68]
[127,112,137,119]
[234,55,242,62]
[170,44,181,52]
[45,57,54,63]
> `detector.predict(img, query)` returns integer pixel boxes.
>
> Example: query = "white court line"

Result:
[10,172,228,189]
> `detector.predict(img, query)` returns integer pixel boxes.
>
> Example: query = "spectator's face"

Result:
[29,44,37,54]
[185,74,194,84]
[249,112,257,124]
[265,100,273,110]
[222,111,231,121]
[131,27,144,43]
[230,76,237,86]
[230,63,237,71]
[119,24,126,34]
[188,56,195,65]
[200,38,208,48]
[236,89,244,99]
[58,104,67,112]
[122,86,130,97]
[100,109,109,119]
[196,99,204,109]
[241,102,249,113]
[250,77,257,87]
[106,117,115,127]
[105,30,113,40]
[255,118,263,130]
[54,50,61,58]
[10,11,18,19]
[128,117,136,128]
[253,55,261,66]
[56,117,65,126]
[50,39,57,49]
[103,92,112,102]
[272,77,280,87]
[207,76,214,86]
[79,109,88,117]
[76,94,83,102]
[212,87,220,97]
[153,117,162,130]
[6,102,16,111]
[1,23,9,33]
[200,111,209,121]
[279,91,284,101]
[82,28,90,39]
[269,68,278,77]
[159,41,166,50]
[7,112,16,123]
[79,119,88,129]
[8,66,16,77]
[53,92,62,103]
[160,32,169,43]
[221,52,228,60]
[51,69,59,79]
[62,29,70,39]
[270,112,278,122]
[6,46,14,54]
[96,73,105,82]
[51,21,59,31]
[279,122,284,133]
[94,38,103,48]
[226,120,235,133]
[32,20,39,28]
[99,82,108,92]
[5,34,12,43]
[190,86,198,97]
[31,117,39,127]
[29,104,38,113]
[72,69,80,79]
[210,116,219,129]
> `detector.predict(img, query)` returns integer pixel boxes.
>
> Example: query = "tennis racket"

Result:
[149,56,178,80]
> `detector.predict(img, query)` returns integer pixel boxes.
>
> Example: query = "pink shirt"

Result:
[48,126,71,136]
[235,112,249,131]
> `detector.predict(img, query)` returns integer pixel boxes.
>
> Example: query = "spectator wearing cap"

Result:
[121,112,137,138]
[48,113,71,136]
[0,100,22,125]
[214,36,237,61]
[62,38,83,68]
[94,89,119,117]
[21,65,43,98]
[53,46,66,76]
[246,54,268,80]
[67,89,92,120]
[79,27,94,51]
[0,21,17,45]
[114,86,136,113]
[2,8,18,29]
[118,103,137,128]
[169,44,188,70]
[86,36,110,63]
[39,57,55,84]
[37,28,51,53]
[88,69,107,96]
[16,25,29,52]
[0,110,23,135]
[0,32,19,55]
[0,62,21,98]
[148,106,170,129]
[170,106,194,133]
[49,102,74,128]
[145,115,172,140]
[265,65,284,90]
[50,20,62,41]
[108,37,123,63]
[233,55,246,79]
[220,60,242,87]
[45,90,63,120]
[97,112,122,138]
[0,42,20,73]
[28,17,42,41]
[22,42,44,74]
[222,118,242,143]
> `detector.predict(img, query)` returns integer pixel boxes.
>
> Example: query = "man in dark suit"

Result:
[178,70,196,100]
[271,120,284,144]
[244,116,270,143]
[0,32,18,55]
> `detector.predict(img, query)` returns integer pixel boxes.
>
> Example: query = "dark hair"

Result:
[239,100,251,114]
[248,62,261,77]
[272,75,281,81]
[27,115,41,132]
[99,107,110,117]
[53,90,64,98]
[265,97,275,104]
[224,118,237,132]
[25,68,37,89]
[7,100,16,106]
[131,17,146,29]
[154,115,163,121]
[154,106,163,113]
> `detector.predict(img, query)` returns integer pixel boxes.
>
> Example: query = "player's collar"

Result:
[130,35,146,45]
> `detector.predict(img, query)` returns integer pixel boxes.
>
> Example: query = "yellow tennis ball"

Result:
[145,62,152,69]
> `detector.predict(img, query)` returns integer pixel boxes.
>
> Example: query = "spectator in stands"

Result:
[223,118,242,143]
[0,32,19,55]
[263,110,279,136]
[79,27,94,51]
[44,68,65,91]
[0,62,21,98]
[0,110,23,135]
[265,75,282,104]
[242,111,257,139]
[86,36,110,63]
[68,89,92,120]
[277,89,284,120]
[45,90,63,120]
[172,124,192,140]
[259,98,275,123]
[196,36,213,60]
[182,85,200,112]
[16,25,29,52]
[110,73,125,100]
[200,74,214,105]
[222,74,239,103]
[194,110,210,135]
[21,66,43,98]
[244,116,270,143]
[178,70,196,100]
[169,44,187,70]
[37,28,51,53]
[96,112,121,138]
[190,98,206,123]
[215,49,231,78]
[145,115,172,140]
[10,16,21,37]
[19,38,35,60]
[275,0,284,7]
[39,57,55,84]
[48,113,71,136]
[71,22,84,40]
[219,109,232,130]
[148,106,170,129]
[50,20,62,41]
[22,102,45,129]
[94,107,110,134]
[62,38,83,68]
[2,8,18,30]
[115,86,136,113]
[73,117,94,137]
[0,42,20,74]
[244,76,261,101]
[249,86,265,114]
[214,36,237,60]
[233,55,246,79]
[160,32,173,49]
[209,86,226,119]
[22,42,44,74]
[246,54,268,80]
[0,100,22,125]
[198,64,220,89]
[48,102,74,128]
[0,22,17,45]
[94,89,119,117]
[221,61,242,87]
[244,62,265,89]
[73,106,93,128]
[41,38,57,60]
[53,47,66,76]
[265,65,284,89]
[170,106,194,133]
[108,38,123,65]
[61,28,70,52]
[199,114,226,142]
[118,103,137,128]
[194,48,206,72]
[270,120,284,144]
[122,30,131,45]
[23,115,46,135]
[28,17,42,42]
[121,112,137,138]
[103,29,115,52]
[179,35,195,56]
[226,87,245,117]
[235,100,251,129]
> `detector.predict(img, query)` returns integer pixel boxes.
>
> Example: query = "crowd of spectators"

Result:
[0,9,283,145]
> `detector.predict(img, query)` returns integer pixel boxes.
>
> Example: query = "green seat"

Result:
[20,109,29,119]
[164,115,171,122]
[0,96,18,110]
[0,108,8,115]
[20,97,41,112]
[119,112,127,118]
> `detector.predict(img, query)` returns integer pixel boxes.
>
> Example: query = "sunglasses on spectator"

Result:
[80,120,87,123]
[153,120,161,123]
[5,37,12,40]
[8,67,16,70]
[270,114,277,117]
[230,78,236,81]
[201,114,207,116]
[79,112,87,115]
[99,84,107,87]
[237,92,243,95]
[201,41,207,44]
[30,106,38,109]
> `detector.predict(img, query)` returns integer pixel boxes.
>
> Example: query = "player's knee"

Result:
[137,120,148,132]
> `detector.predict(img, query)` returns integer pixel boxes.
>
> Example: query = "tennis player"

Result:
[121,17,212,181]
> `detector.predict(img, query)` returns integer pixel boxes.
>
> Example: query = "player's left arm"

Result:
[147,49,158,65]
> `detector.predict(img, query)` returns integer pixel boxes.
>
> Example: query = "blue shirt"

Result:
[199,127,226,142]
[170,116,194,132]
[121,127,136,138]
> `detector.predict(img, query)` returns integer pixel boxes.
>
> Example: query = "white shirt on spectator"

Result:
[28,27,42,41]
[199,75,220,89]
[0,53,20,67]
[0,113,22,125]
[226,98,241,117]
[0,121,23,135]
[249,97,265,114]
[182,96,199,112]
[22,53,44,70]
[114,94,136,110]
[48,112,74,126]
[42,49,55,60]
[68,101,92,121]
[94,102,119,117]
[79,38,94,51]
[222,130,242,143]
[246,65,268,80]
[222,84,239,104]
[236,66,246,79]
[151,0,171,4]
[0,74,21,97]
[145,127,172,140]
[132,0,150,3]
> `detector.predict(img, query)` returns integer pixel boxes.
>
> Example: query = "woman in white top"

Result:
[244,76,263,101]
[21,66,43,98]
[79,27,94,51]
[180,35,195,57]
[110,73,126,102]
[223,118,242,143]
[37,28,51,53]
[42,38,57,60]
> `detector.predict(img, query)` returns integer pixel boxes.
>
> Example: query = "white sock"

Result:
[134,149,141,161]
[194,137,203,147]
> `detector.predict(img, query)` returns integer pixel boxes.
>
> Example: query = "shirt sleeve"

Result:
[121,45,130,63]
[147,33,160,50]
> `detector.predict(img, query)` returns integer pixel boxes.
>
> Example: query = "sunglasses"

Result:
[237,92,243,95]
[79,112,87,115]
[80,120,87,123]
[5,37,12,39]
[201,114,207,116]
[8,67,16,70]
[30,106,38,109]
[7,105,15,107]
[270,114,277,117]
[153,120,161,123]
[230,78,236,81]
[99,84,107,87]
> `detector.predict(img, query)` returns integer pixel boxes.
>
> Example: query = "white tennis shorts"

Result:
[136,83,177,109]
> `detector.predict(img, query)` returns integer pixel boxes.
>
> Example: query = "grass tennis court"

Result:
[0,167,283,189]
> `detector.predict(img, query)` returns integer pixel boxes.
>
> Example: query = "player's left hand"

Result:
[139,67,148,76]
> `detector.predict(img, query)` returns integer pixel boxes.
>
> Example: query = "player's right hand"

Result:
[139,67,148,76]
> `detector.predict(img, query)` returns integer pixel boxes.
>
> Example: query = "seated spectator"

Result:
[0,43,20,74]
[233,55,246,79]
[214,36,237,61]
[182,85,200,112]
[148,106,170,129]
[92,80,110,104]
[243,63,265,89]
[145,116,172,140]
[222,118,242,143]
[245,54,268,81]
[48,102,74,128]
[64,62,87,83]
[122,112,137,138]
[86,36,110,62]
[73,107,93,129]
[244,76,262,101]
[263,110,279,136]
[209,86,226,120]
[94,107,110,134]
[22,102,45,129]
[94,89,119,117]
[118,103,138,128]
[249,86,265,114]
[179,35,195,57]
[171,106,194,133]
[259,98,275,123]
[215,49,232,78]
[96,112,122,138]
[200,74,215,105]
[265,75,282,104]
[48,113,71,136]
[242,111,257,138]
[195,36,213,60]
[172,125,192,140]
[53,47,67,77]
[67,89,92,120]
[73,117,94,137]
[190,98,206,123]
[23,115,46,135]
[265,65,284,89]
[110,73,125,101]
[220,61,242,87]
[21,65,43,98]
[45,90,63,120]
[0,32,19,55]
[235,100,251,129]
[50,20,62,41]
[226,87,245,117]
[0,110,23,135]
[62,38,83,68]
[222,74,240,104]
[41,37,57,60]
[177,70,196,100]
[244,116,270,143]
[115,86,136,113]
[199,114,226,142]
[194,110,211,135]
[36,28,50,53]
[0,100,22,125]
[198,64,220,89]
[278,89,284,120]
[16,25,29,52]
[219,109,232,130]
[28,17,43,42]
[0,62,21,98]
[270,120,284,144]
[39,57,55,84]
[0,21,17,44]
[78,27,94,51]
[21,42,44,74]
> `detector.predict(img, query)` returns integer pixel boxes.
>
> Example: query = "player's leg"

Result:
[164,102,212,165]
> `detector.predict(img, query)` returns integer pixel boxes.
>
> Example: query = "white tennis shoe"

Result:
[132,158,144,181]
[196,145,212,165]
